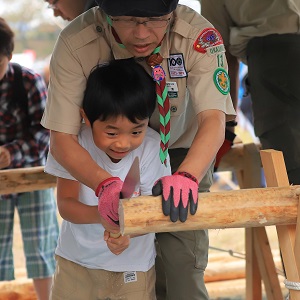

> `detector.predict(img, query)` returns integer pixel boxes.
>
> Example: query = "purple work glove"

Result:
[95,177,123,226]
[152,171,199,223]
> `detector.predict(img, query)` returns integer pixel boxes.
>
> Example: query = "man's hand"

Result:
[96,177,123,227]
[152,172,199,223]
[104,230,130,255]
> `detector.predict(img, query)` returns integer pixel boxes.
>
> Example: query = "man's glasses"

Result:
[110,17,172,28]
[47,0,59,9]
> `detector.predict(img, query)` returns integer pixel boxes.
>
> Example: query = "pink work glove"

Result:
[96,177,123,226]
[152,171,199,223]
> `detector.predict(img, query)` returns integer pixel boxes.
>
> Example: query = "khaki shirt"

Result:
[201,0,300,61]
[41,5,236,149]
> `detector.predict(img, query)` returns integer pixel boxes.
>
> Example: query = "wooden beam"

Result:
[119,185,300,235]
[0,166,56,195]
[253,227,283,299]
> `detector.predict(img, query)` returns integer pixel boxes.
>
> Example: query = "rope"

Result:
[209,245,245,259]
[284,279,300,300]
[284,279,300,291]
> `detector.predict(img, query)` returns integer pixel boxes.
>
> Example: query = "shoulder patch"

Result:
[213,68,230,95]
[193,28,224,54]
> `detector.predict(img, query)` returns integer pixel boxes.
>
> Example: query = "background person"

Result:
[41,1,236,299]
[0,17,59,300]
[45,0,97,21]
[201,0,300,185]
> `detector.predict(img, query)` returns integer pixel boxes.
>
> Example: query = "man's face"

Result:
[111,13,172,57]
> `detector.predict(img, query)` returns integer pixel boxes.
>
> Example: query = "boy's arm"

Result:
[49,132,122,230]
[56,177,120,234]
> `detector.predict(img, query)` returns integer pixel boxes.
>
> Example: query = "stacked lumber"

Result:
[0,279,37,300]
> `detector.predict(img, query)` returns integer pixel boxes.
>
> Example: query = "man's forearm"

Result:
[50,131,111,190]
[177,110,225,182]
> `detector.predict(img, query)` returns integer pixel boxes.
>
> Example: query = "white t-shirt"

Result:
[45,125,171,272]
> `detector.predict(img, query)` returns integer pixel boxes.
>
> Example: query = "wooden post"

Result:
[219,143,283,300]
[260,149,300,300]
[223,143,264,300]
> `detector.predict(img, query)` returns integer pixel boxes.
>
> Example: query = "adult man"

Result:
[41,1,235,298]
[201,0,300,185]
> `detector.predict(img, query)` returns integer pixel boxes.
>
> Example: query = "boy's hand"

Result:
[104,230,130,255]
[152,172,199,223]
[99,215,120,235]
[96,177,123,226]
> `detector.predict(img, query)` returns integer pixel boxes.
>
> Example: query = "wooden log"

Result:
[0,166,56,195]
[119,185,300,235]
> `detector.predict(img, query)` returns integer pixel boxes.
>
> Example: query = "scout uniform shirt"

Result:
[41,4,236,150]
[201,0,300,62]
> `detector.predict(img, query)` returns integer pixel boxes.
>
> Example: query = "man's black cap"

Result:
[95,0,179,17]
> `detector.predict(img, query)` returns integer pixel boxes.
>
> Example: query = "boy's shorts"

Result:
[0,189,59,280]
[51,255,156,300]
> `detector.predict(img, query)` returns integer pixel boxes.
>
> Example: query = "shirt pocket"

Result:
[168,81,189,117]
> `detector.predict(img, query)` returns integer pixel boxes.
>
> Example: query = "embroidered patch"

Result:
[166,82,178,98]
[152,65,165,81]
[207,44,225,56]
[167,53,187,78]
[213,68,230,95]
[124,271,137,283]
[194,28,224,54]
[217,54,225,68]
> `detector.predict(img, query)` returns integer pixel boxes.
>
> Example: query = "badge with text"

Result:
[194,28,224,54]
[217,54,225,68]
[213,68,230,95]
[207,44,225,56]
[124,271,137,283]
[167,53,187,78]
[166,81,179,98]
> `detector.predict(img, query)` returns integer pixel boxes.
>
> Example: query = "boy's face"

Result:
[111,13,172,57]
[88,115,149,163]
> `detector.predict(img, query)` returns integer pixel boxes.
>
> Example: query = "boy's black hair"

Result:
[0,17,14,57]
[83,58,156,125]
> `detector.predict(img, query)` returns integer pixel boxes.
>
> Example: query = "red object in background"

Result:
[214,129,236,171]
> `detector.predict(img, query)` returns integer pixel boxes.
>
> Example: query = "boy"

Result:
[0,17,59,300]
[45,58,171,300]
